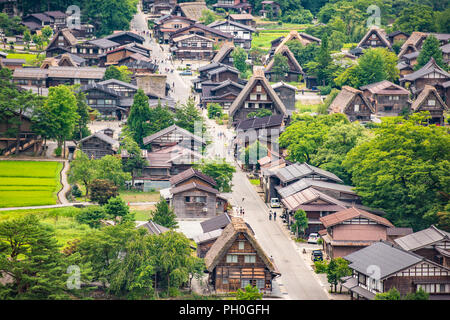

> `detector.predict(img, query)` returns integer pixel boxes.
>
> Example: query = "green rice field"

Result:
[0,160,63,208]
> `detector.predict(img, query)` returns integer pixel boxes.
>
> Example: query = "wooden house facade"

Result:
[169,23,234,47]
[78,131,119,159]
[320,207,394,259]
[271,82,297,116]
[410,85,448,125]
[171,1,209,22]
[154,15,195,44]
[45,28,78,58]
[228,68,287,124]
[204,217,280,294]
[357,26,392,51]
[342,241,450,300]
[171,34,214,60]
[328,86,374,122]
[211,43,235,66]
[200,79,244,109]
[142,124,206,152]
[360,80,411,117]
[207,19,255,50]
[212,0,252,13]
[229,14,256,28]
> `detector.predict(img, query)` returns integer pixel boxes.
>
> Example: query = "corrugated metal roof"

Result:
[193,229,223,244]
[200,213,231,233]
[320,207,393,228]
[274,163,343,184]
[395,225,450,251]
[277,178,354,199]
[344,241,423,280]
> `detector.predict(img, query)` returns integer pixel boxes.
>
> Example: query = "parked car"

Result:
[311,250,323,262]
[179,70,192,76]
[270,198,280,208]
[307,233,319,244]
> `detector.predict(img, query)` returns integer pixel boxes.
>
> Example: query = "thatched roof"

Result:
[212,43,235,64]
[275,30,321,53]
[173,1,209,22]
[265,45,303,74]
[410,85,448,111]
[46,28,78,49]
[204,217,277,273]
[328,86,374,114]
[398,32,428,58]
[400,58,450,82]
[357,26,391,49]
[228,68,287,117]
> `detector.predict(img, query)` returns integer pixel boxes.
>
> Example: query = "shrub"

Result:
[71,185,82,197]
[54,147,62,157]
[90,179,118,205]
[76,206,106,228]
[314,260,329,273]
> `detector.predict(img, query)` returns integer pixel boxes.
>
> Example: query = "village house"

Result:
[21,13,53,32]
[319,207,394,259]
[200,79,244,110]
[69,24,95,39]
[98,43,152,67]
[410,85,448,125]
[356,26,392,51]
[271,82,297,116]
[12,66,106,88]
[0,58,24,71]
[104,31,145,46]
[171,1,209,22]
[151,0,177,15]
[169,168,228,219]
[328,86,374,122]
[207,19,255,50]
[386,227,413,244]
[441,43,450,64]
[45,28,78,58]
[359,80,411,117]
[204,217,280,294]
[136,220,170,235]
[228,68,287,125]
[212,0,252,14]
[169,23,234,47]
[395,225,450,268]
[0,0,19,17]
[341,241,450,300]
[142,124,206,152]
[171,34,215,60]
[211,43,235,66]
[387,31,410,45]
[154,15,195,44]
[261,162,344,204]
[269,30,321,61]
[259,1,281,19]
[71,38,121,66]
[135,73,169,99]
[41,53,87,68]
[229,13,256,28]
[78,130,119,159]
[265,45,304,83]
[0,109,43,156]
[194,62,241,93]
[400,58,450,103]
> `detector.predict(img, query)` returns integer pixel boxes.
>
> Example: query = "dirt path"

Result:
[57,160,70,204]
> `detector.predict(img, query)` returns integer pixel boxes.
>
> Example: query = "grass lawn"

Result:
[249,179,260,186]
[253,30,289,50]
[0,206,89,247]
[295,102,321,113]
[5,53,38,65]
[119,190,161,203]
[0,161,63,208]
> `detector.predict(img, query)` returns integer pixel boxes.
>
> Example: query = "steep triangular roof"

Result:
[228,68,287,117]
[329,86,375,114]
[280,187,349,212]
[275,30,321,52]
[142,124,205,146]
[171,2,210,22]
[359,80,410,95]
[204,217,277,273]
[410,84,448,111]
[265,45,303,74]
[399,32,428,58]
[212,43,235,64]
[357,26,391,49]
[401,57,450,82]
[169,167,217,187]
[46,28,78,50]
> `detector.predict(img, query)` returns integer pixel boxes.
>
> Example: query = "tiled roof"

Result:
[395,225,450,252]
[170,182,219,195]
[273,162,343,185]
[200,213,232,233]
[235,114,284,131]
[319,207,393,228]
[169,168,217,187]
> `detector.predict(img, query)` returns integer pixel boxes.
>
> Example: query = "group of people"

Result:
[269,210,277,221]
[237,206,245,216]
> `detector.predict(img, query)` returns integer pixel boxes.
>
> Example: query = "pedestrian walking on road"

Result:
[269,210,272,220]
[273,211,277,221]
[242,209,245,216]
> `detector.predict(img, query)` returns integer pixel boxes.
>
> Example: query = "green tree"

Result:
[290,209,308,238]
[23,28,31,50]
[239,141,268,169]
[42,85,79,158]
[127,89,151,147]
[41,25,53,43]
[279,113,349,163]
[68,150,98,200]
[121,136,148,187]
[415,35,447,71]
[335,257,352,293]
[393,5,437,34]
[76,206,107,228]
[146,101,175,136]
[326,258,339,293]
[0,215,82,299]
[32,34,44,51]
[104,197,134,223]
[199,9,220,25]
[343,113,450,230]
[207,103,223,119]
[231,46,247,74]
[151,197,178,229]
[103,65,132,83]
[235,284,263,300]
[247,109,272,118]
[436,204,450,232]
[90,179,119,205]
[375,287,401,300]
[195,160,236,192]
[96,155,131,187]
[175,98,204,134]
[271,53,290,82]
[72,88,91,141]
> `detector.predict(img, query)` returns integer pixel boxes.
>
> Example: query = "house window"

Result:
[241,279,251,288]
[185,196,191,202]
[244,255,256,263]
[354,104,360,112]
[238,241,245,250]
[384,106,393,111]
[260,94,267,100]
[428,99,435,106]
[256,85,262,92]
[223,278,229,284]
[226,254,238,263]
[194,196,207,203]
[371,41,377,45]
[250,94,257,100]
[88,99,96,104]
[105,99,113,105]
[256,279,265,289]
[358,273,367,285]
